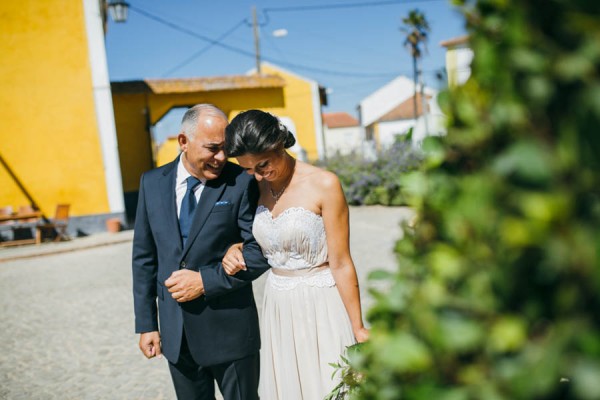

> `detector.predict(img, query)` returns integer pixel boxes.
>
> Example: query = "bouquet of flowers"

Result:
[325,342,366,400]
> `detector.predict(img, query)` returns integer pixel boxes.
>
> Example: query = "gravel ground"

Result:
[0,206,414,399]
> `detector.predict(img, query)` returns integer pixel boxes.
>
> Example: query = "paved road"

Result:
[0,206,413,399]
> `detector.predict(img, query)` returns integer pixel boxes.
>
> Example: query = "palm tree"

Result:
[401,9,430,121]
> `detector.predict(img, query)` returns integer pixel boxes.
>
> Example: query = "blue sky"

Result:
[105,0,466,123]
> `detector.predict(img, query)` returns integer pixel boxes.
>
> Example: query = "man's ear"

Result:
[178,133,188,152]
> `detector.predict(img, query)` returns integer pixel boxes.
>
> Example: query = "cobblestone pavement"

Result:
[0,206,413,399]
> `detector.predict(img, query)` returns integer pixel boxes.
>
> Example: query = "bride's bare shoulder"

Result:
[297,162,340,190]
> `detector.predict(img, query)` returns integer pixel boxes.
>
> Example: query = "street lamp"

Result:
[107,1,129,23]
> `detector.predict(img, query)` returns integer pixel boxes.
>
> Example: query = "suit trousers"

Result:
[168,331,259,400]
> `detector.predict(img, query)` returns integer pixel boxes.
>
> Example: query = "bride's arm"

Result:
[320,171,369,342]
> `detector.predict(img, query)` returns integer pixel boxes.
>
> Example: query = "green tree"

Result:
[401,9,430,121]
[349,0,600,399]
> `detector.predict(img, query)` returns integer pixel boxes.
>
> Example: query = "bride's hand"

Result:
[354,326,370,343]
[222,243,246,275]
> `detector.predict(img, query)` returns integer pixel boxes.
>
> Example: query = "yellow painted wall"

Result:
[156,137,180,167]
[446,48,460,87]
[232,64,320,161]
[0,1,110,217]
[112,93,154,192]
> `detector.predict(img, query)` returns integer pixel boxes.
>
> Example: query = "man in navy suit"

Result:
[132,104,270,399]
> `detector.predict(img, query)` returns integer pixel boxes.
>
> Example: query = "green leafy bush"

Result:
[351,0,600,399]
[323,138,423,206]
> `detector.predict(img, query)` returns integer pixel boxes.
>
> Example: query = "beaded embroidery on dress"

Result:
[253,205,336,290]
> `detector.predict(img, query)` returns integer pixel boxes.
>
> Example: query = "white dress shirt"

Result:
[175,157,206,218]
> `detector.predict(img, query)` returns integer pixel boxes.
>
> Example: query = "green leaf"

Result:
[488,315,527,353]
[492,140,553,183]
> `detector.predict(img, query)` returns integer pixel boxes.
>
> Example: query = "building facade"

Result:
[1,0,124,234]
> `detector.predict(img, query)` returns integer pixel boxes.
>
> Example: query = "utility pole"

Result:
[419,66,429,136]
[252,6,261,74]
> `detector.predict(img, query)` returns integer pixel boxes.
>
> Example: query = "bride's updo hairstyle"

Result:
[225,109,296,157]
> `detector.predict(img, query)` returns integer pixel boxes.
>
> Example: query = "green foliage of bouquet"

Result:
[348,0,600,399]
[326,343,367,400]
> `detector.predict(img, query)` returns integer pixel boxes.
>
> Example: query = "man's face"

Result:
[178,116,227,181]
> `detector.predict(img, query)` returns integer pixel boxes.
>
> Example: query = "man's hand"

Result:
[165,269,205,302]
[222,243,246,275]
[139,331,162,359]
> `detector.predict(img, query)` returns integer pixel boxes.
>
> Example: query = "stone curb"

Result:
[0,230,134,263]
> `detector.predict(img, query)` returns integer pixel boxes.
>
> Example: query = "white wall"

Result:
[447,47,474,86]
[359,76,416,127]
[378,120,415,148]
[82,0,124,213]
[412,93,447,147]
[324,125,365,156]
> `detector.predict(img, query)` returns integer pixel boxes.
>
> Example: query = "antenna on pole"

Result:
[252,6,261,74]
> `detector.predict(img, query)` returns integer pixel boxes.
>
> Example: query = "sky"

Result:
[105,0,467,141]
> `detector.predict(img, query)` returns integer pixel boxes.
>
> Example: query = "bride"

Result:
[222,109,369,400]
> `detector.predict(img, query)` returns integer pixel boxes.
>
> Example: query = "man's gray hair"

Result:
[181,104,228,140]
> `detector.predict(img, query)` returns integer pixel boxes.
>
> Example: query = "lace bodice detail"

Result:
[253,206,335,290]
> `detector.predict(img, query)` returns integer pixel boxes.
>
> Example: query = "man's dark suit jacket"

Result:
[132,158,270,366]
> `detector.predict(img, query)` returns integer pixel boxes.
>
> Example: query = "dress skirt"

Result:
[259,272,356,400]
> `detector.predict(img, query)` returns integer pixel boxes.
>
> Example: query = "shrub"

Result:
[351,0,600,399]
[323,138,423,206]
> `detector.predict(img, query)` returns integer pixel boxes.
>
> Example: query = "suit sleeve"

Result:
[201,177,270,299]
[132,174,159,333]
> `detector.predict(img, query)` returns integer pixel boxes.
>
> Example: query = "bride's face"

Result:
[236,150,286,182]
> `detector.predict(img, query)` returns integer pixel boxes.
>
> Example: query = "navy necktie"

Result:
[179,176,201,245]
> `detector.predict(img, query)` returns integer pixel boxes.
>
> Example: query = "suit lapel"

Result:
[160,158,182,253]
[181,173,227,256]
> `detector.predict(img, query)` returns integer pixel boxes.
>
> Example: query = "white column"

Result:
[82,0,125,213]
[311,83,326,160]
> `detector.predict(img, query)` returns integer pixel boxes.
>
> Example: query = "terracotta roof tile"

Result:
[323,112,359,128]
[377,93,431,122]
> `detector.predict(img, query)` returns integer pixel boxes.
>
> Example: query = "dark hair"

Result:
[225,109,296,157]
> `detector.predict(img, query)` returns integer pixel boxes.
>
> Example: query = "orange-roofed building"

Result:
[358,75,443,150]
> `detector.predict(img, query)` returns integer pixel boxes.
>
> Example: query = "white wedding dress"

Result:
[253,206,356,400]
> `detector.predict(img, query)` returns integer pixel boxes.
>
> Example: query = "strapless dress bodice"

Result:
[253,206,335,290]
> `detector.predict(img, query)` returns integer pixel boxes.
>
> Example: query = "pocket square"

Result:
[215,201,231,206]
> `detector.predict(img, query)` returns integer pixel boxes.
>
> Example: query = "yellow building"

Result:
[113,63,327,220]
[132,62,327,167]
[0,0,125,234]
[1,1,327,234]
[440,35,473,87]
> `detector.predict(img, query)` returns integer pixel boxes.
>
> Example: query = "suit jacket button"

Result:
[180,261,186,268]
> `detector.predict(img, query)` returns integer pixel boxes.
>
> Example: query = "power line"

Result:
[264,0,444,14]
[161,19,246,77]
[129,6,256,58]
[129,5,402,79]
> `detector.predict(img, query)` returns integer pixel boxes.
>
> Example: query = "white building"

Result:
[358,75,438,150]
[322,112,365,156]
[440,35,473,87]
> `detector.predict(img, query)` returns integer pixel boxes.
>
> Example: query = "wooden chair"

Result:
[36,204,71,242]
